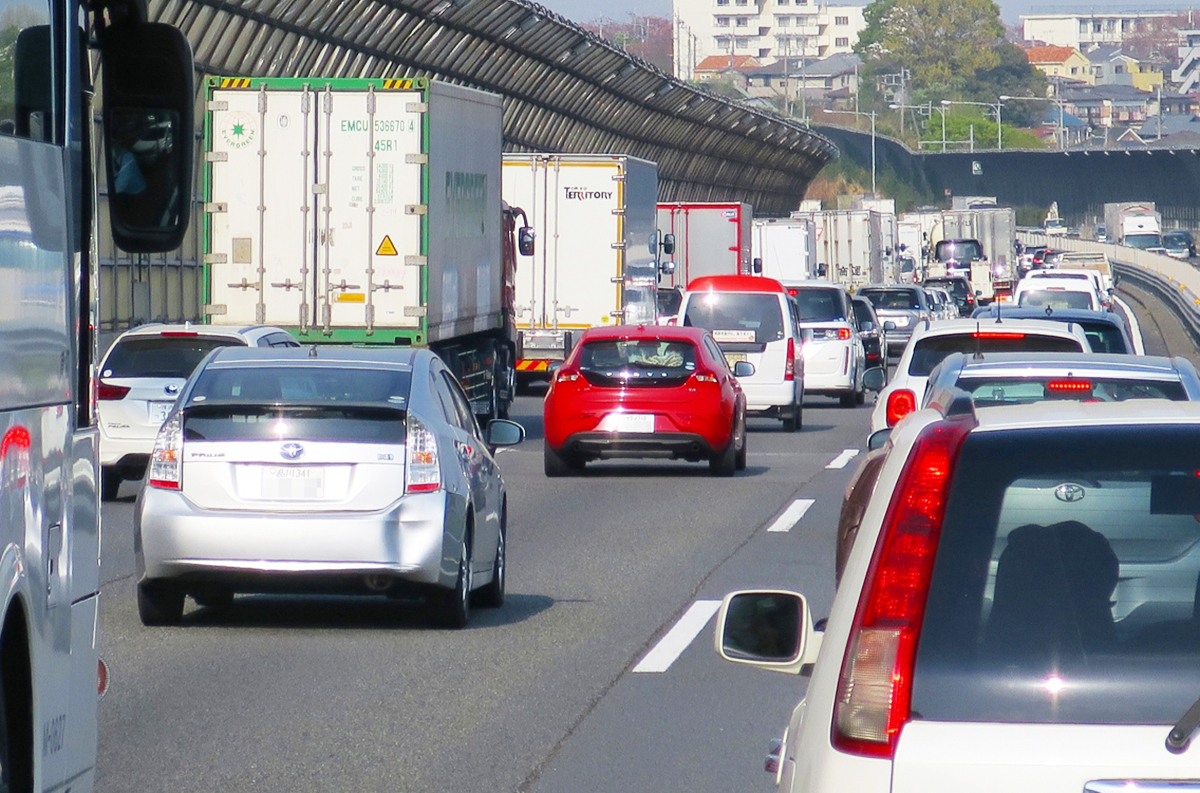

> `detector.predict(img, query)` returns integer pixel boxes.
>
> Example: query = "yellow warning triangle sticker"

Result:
[376,235,398,256]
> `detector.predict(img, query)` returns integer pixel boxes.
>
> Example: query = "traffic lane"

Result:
[525,451,854,793]
[1116,280,1200,367]
[95,394,870,792]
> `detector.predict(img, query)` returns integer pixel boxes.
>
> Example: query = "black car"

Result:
[851,296,887,373]
[1163,230,1196,260]
[922,275,974,316]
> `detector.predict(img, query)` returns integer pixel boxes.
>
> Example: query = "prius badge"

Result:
[280,443,305,460]
[1055,483,1086,503]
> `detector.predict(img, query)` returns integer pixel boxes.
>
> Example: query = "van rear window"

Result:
[913,426,1200,726]
[188,366,412,407]
[909,334,1082,377]
[1019,289,1094,311]
[684,293,785,344]
[103,337,244,379]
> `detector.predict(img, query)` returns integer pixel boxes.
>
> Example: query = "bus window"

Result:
[0,0,55,143]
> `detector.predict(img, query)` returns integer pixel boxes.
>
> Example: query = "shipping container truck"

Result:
[1103,202,1163,250]
[929,205,1016,302]
[790,209,884,290]
[204,77,529,419]
[502,153,659,381]
[751,217,819,285]
[657,202,752,285]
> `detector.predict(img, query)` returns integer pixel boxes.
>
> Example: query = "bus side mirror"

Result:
[100,21,194,253]
[662,233,675,256]
[518,226,535,256]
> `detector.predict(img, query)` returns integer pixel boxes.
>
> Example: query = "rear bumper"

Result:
[99,431,155,470]
[741,381,799,412]
[557,431,717,460]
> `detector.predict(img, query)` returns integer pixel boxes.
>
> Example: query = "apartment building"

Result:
[1021,11,1182,51]
[672,0,865,80]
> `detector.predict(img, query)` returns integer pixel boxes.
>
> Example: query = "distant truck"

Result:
[204,77,531,420]
[1103,202,1163,251]
[790,209,886,291]
[657,202,753,285]
[502,153,660,381]
[929,205,1017,303]
[750,217,819,285]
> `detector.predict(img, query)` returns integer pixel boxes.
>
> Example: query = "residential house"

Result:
[694,54,761,89]
[1026,46,1095,85]
[1021,11,1179,51]
[743,52,860,111]
[1061,83,1156,128]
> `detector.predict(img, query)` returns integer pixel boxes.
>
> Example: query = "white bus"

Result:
[0,0,193,789]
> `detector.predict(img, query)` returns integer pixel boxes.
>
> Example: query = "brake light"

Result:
[555,369,581,383]
[693,371,719,384]
[160,331,199,337]
[785,338,795,381]
[1046,379,1092,392]
[97,382,130,401]
[885,389,917,427]
[971,332,1025,340]
[405,415,441,494]
[787,288,799,297]
[832,419,972,758]
[147,414,183,490]
[838,328,851,341]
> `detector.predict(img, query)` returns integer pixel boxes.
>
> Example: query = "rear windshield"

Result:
[861,289,920,311]
[577,339,697,388]
[103,336,244,379]
[793,288,846,322]
[657,288,683,318]
[934,240,983,262]
[187,366,413,407]
[956,376,1186,406]
[1018,289,1094,311]
[1080,321,1129,354]
[925,279,967,299]
[913,426,1200,725]
[909,334,1083,377]
[851,300,874,327]
[684,292,785,344]
[183,405,405,443]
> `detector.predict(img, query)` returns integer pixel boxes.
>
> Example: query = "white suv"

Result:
[789,282,868,407]
[869,317,1092,433]
[98,323,299,499]
[717,398,1200,793]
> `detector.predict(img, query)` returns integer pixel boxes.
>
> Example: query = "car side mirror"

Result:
[732,360,755,377]
[975,290,982,297]
[860,320,874,332]
[659,259,676,276]
[867,427,892,451]
[862,366,886,392]
[518,226,535,256]
[485,419,526,447]
[100,21,195,253]
[546,361,562,373]
[883,320,896,331]
[752,257,763,274]
[816,263,827,278]
[714,590,820,675]
[662,233,675,256]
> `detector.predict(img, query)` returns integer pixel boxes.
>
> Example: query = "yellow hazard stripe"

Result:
[218,78,252,89]
[516,360,550,371]
[382,79,418,90]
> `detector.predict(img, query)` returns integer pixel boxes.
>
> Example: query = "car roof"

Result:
[945,352,1184,379]
[911,317,1087,342]
[578,324,709,343]
[969,398,1200,432]
[785,280,847,291]
[972,306,1122,324]
[861,283,924,292]
[114,323,283,340]
[685,275,786,293]
[1016,277,1098,290]
[205,346,422,367]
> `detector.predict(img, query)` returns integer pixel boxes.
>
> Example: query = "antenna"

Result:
[973,320,983,360]
[309,346,319,357]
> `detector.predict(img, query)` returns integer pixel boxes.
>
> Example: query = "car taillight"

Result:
[885,389,917,427]
[832,419,972,758]
[1046,379,1092,392]
[555,369,581,383]
[405,415,441,494]
[785,338,795,381]
[838,328,851,341]
[147,414,183,490]
[971,332,1025,339]
[97,382,130,401]
[693,371,719,384]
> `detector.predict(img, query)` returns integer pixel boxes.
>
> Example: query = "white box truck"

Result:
[750,217,818,284]
[502,153,659,379]
[204,76,530,419]
[791,209,884,290]
[657,202,753,285]
[1103,202,1163,250]
[930,205,1016,302]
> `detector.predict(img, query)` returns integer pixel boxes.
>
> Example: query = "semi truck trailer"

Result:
[203,76,530,419]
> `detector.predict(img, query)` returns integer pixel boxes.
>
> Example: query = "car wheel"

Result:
[435,535,472,629]
[544,442,583,477]
[781,400,801,433]
[473,520,506,609]
[100,467,121,502]
[709,436,736,476]
[734,410,747,471]
[191,589,234,610]
[137,581,185,626]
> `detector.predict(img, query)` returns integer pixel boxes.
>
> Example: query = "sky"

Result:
[533,0,1184,29]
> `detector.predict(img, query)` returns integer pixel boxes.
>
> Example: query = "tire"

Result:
[839,390,857,408]
[191,590,234,610]
[710,436,737,476]
[473,520,506,609]
[0,616,32,793]
[544,443,583,477]
[137,581,185,626]
[100,467,121,502]
[781,400,801,433]
[734,410,748,471]
[435,535,472,629]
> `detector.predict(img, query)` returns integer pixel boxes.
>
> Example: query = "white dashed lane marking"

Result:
[766,498,816,533]
[826,448,860,469]
[632,600,722,673]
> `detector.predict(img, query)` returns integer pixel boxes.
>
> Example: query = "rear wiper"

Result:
[1166,694,1200,753]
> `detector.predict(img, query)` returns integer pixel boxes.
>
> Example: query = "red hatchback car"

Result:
[543,325,751,476]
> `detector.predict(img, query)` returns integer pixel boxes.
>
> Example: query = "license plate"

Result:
[607,413,655,433]
[262,466,325,500]
[149,401,174,424]
[724,352,747,366]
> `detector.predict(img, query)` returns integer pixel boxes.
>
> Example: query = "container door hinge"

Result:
[406,102,429,114]
[205,304,228,315]
[405,153,428,165]
[205,202,227,213]
[405,205,428,216]
[206,100,229,112]
[403,306,428,318]
[404,255,427,267]
[204,253,228,264]
[205,151,228,162]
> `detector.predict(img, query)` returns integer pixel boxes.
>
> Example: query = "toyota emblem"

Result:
[165,384,180,395]
[1054,483,1086,503]
[280,443,305,460]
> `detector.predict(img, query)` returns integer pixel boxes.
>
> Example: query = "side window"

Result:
[0,0,56,143]
[440,371,480,437]
[430,369,461,427]
[786,297,800,336]
[704,336,729,372]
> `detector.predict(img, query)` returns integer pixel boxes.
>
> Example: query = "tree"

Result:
[1123,13,1191,62]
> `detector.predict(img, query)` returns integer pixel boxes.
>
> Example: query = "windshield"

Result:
[934,240,983,263]
[793,288,846,322]
[909,334,1083,377]
[576,339,697,388]
[187,366,413,407]
[683,292,785,345]
[103,336,244,379]
[1165,233,1191,247]
[956,376,1186,406]
[861,289,920,311]
[1018,289,1095,311]
[912,426,1200,725]
[1126,234,1163,250]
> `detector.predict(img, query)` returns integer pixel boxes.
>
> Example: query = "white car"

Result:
[679,275,805,431]
[868,318,1092,433]
[1025,267,1111,305]
[98,323,300,499]
[789,282,868,407]
[1014,276,1105,312]
[717,398,1200,793]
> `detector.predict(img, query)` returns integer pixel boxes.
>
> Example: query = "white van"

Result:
[788,281,868,407]
[679,275,805,431]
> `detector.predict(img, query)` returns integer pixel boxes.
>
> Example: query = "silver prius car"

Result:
[134,346,525,628]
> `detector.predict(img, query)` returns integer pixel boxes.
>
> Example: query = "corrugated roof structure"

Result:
[149,0,837,215]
